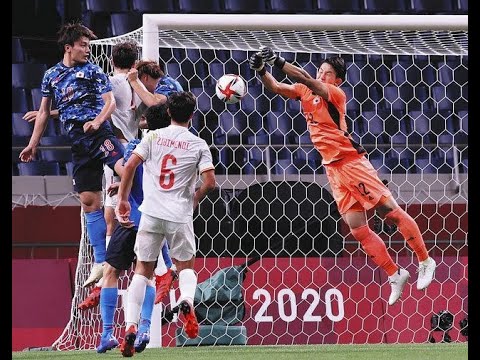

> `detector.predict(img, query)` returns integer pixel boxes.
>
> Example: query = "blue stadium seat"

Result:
[411,0,455,13]
[18,161,61,176]
[458,110,468,133]
[132,0,175,12]
[457,0,468,13]
[81,12,112,38]
[269,0,314,13]
[12,112,57,137]
[12,63,48,89]
[38,136,72,163]
[85,0,128,12]
[316,0,362,13]
[65,162,75,177]
[363,0,410,13]
[219,112,249,144]
[12,113,34,137]
[432,85,453,111]
[224,0,267,12]
[12,87,30,113]
[178,0,221,13]
[265,112,293,144]
[190,87,211,114]
[30,88,43,110]
[12,38,25,63]
[111,12,142,36]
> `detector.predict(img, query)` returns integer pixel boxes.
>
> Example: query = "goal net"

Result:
[53,14,468,349]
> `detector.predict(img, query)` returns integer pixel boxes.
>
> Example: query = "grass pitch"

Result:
[13,343,467,360]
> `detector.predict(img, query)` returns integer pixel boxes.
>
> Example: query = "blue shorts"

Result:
[67,122,124,193]
[106,223,137,270]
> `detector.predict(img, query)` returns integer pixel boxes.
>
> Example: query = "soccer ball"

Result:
[215,74,246,104]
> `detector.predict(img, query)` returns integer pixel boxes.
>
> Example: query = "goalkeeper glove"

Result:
[249,52,266,76]
[260,46,285,69]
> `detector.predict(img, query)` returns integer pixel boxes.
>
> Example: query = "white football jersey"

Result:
[109,73,139,141]
[133,124,215,222]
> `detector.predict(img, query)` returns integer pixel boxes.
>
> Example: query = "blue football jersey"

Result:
[123,139,143,228]
[154,75,183,96]
[41,61,112,127]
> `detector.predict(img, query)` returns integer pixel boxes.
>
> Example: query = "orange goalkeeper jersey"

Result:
[289,83,366,165]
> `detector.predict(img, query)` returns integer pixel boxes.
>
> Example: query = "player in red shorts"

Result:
[250,47,436,305]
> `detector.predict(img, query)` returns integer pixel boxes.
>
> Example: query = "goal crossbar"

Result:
[139,14,468,60]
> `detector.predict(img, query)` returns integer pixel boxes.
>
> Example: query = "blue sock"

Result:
[85,210,107,263]
[161,243,173,269]
[100,287,117,338]
[138,285,155,334]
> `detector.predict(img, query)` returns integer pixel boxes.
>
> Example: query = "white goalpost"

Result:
[53,14,468,350]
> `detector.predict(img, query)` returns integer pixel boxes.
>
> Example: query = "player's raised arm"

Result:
[260,46,330,100]
[19,96,52,162]
[249,52,299,99]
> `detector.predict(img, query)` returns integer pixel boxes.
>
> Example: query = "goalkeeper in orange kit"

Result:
[249,47,436,306]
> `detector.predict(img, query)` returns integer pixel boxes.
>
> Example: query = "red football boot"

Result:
[78,286,101,310]
[154,268,177,304]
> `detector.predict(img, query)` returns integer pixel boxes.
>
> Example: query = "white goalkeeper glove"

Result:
[249,52,266,76]
[260,46,285,69]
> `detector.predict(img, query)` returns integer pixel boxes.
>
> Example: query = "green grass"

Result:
[13,343,467,360]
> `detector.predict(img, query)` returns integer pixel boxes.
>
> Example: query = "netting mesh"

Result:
[52,24,467,350]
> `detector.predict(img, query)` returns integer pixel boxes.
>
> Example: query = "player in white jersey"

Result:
[116,91,216,357]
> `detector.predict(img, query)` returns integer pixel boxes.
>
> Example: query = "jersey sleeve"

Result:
[198,141,215,174]
[291,83,309,100]
[132,132,153,161]
[41,68,54,97]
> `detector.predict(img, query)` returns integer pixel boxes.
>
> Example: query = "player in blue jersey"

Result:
[19,22,125,285]
[97,103,174,354]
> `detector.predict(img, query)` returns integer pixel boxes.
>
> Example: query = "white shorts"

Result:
[135,213,196,262]
[103,142,127,208]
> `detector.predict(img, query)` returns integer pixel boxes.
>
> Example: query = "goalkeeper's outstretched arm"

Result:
[260,46,330,100]
[248,52,299,99]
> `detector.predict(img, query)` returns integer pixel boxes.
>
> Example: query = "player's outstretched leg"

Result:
[179,300,199,339]
[78,285,101,310]
[155,268,178,304]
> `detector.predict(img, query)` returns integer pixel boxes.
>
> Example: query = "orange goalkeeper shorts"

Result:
[324,155,392,215]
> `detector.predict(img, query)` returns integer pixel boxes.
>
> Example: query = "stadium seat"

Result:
[224,0,267,12]
[12,63,48,89]
[12,113,34,137]
[132,0,176,12]
[65,162,74,177]
[457,0,468,13]
[81,12,113,39]
[111,12,142,36]
[12,87,30,113]
[458,110,468,133]
[363,0,411,13]
[12,38,25,63]
[18,161,61,176]
[219,112,250,144]
[38,136,72,163]
[316,0,362,13]
[411,0,455,13]
[30,88,43,110]
[178,0,221,13]
[269,0,314,13]
[85,0,128,12]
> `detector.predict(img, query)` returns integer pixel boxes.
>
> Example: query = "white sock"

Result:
[105,235,111,248]
[178,268,197,305]
[154,255,168,277]
[125,274,150,328]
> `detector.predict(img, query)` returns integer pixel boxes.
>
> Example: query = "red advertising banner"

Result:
[162,256,468,345]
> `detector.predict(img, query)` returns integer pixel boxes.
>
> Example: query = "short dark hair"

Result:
[167,91,196,123]
[136,60,163,79]
[144,103,170,130]
[112,42,138,69]
[321,56,346,82]
[57,22,97,52]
